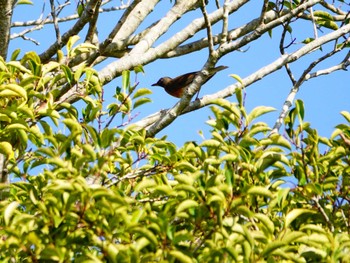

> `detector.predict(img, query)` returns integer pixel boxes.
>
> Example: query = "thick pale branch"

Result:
[163,1,318,59]
[98,0,247,85]
[218,0,322,58]
[105,0,158,53]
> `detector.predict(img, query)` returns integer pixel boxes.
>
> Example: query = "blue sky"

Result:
[10,1,349,147]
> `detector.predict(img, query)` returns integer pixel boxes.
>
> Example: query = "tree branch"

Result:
[39,0,100,63]
[98,0,247,85]
[0,0,16,59]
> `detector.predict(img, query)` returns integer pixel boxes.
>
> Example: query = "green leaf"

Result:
[135,179,157,191]
[0,141,14,159]
[247,186,273,198]
[235,87,243,107]
[285,209,317,228]
[176,200,198,214]
[133,97,152,109]
[200,139,221,148]
[247,106,275,124]
[133,227,158,247]
[133,88,152,99]
[10,49,21,61]
[169,251,193,263]
[67,35,80,54]
[260,134,291,150]
[315,20,339,30]
[61,65,73,84]
[254,213,274,235]
[74,63,86,82]
[134,65,145,74]
[174,161,197,173]
[313,10,334,21]
[16,0,33,4]
[295,99,304,122]
[230,74,244,86]
[122,70,130,92]
[302,37,314,44]
[4,123,29,131]
[282,231,305,244]
[77,3,84,17]
[0,84,27,101]
[256,152,288,172]
[6,61,31,74]
[4,201,19,225]
[340,111,350,123]
[262,241,286,257]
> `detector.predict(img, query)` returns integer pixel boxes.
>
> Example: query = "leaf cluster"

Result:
[0,51,349,262]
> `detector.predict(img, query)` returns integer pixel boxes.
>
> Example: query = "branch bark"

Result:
[0,0,15,59]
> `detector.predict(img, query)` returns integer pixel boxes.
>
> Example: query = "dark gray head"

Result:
[151,77,172,88]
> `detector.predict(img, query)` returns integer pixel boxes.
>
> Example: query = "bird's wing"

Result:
[171,71,198,87]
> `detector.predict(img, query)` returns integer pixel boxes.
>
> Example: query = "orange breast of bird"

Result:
[165,86,185,98]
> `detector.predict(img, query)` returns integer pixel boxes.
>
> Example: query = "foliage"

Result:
[0,49,349,262]
[0,0,350,262]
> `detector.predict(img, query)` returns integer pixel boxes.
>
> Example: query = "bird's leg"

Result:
[194,89,201,100]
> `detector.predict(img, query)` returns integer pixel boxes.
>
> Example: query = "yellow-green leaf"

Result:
[4,201,19,225]
[169,251,193,263]
[176,200,198,214]
[285,209,317,228]
[0,142,14,159]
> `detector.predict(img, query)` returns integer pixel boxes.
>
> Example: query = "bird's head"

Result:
[151,77,172,88]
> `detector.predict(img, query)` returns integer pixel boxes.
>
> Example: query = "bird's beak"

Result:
[151,82,158,86]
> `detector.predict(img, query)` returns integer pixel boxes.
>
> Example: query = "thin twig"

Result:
[200,0,216,57]
[258,0,269,25]
[271,45,346,135]
[220,0,229,45]
[309,7,318,39]
[50,0,61,45]
[11,4,130,27]
[85,0,102,44]
[280,21,297,85]
[312,196,335,232]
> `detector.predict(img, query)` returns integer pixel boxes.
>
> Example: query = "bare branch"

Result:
[271,43,348,135]
[11,3,130,28]
[50,0,61,45]
[10,24,43,44]
[309,7,318,39]
[39,0,100,63]
[200,0,216,57]
[280,22,297,85]
[85,0,102,44]
[258,0,269,25]
[98,0,248,85]
[220,0,230,45]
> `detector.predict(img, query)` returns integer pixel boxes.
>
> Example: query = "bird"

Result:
[151,65,228,98]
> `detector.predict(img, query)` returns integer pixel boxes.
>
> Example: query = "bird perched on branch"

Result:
[151,65,228,98]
